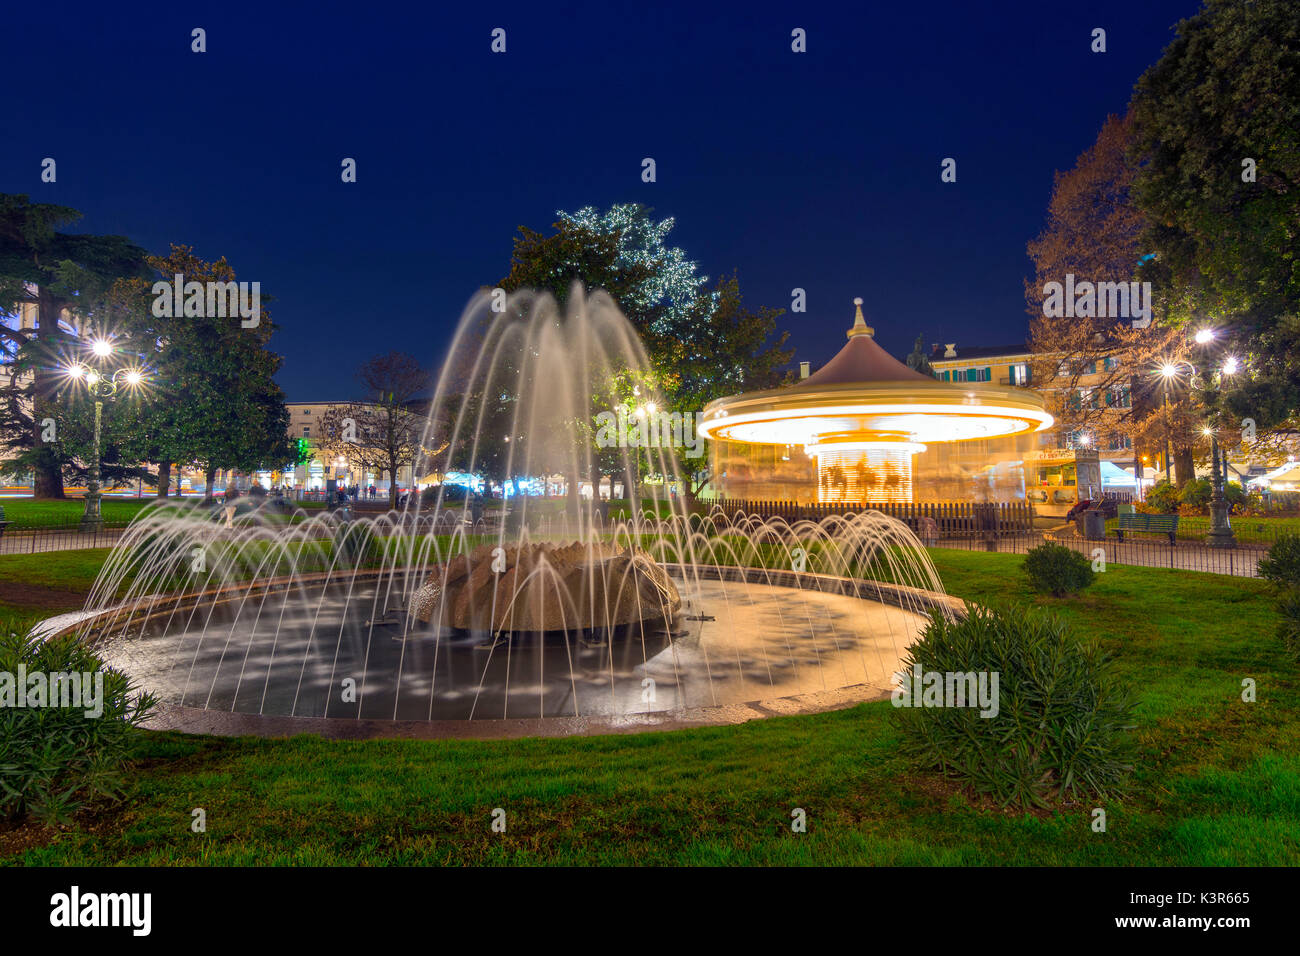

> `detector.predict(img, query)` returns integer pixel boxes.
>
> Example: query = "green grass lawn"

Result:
[0,497,158,528]
[1,548,1296,866]
[1172,514,1300,543]
[0,548,114,599]
[1104,513,1300,544]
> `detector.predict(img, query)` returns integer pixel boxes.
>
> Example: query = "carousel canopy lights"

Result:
[697,297,1054,504]
[697,297,1052,449]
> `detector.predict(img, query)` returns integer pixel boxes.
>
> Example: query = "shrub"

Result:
[1258,532,1300,589]
[1178,478,1211,510]
[1276,588,1300,663]
[895,604,1134,808]
[420,484,474,509]
[1142,481,1179,514]
[1267,491,1300,513]
[1225,482,1246,511]
[0,618,157,826]
[1023,542,1095,597]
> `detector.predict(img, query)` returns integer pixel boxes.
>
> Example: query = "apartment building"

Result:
[928,341,1140,512]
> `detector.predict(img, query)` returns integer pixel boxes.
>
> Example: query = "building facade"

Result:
[928,342,1139,512]
[284,401,418,493]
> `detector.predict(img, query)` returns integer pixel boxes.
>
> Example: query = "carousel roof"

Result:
[795,299,938,387]
[696,298,1054,450]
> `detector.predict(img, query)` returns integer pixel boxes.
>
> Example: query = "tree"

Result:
[500,203,711,362]
[0,194,148,497]
[496,207,793,507]
[1025,114,1181,470]
[34,284,162,493]
[1129,0,1300,429]
[664,273,793,499]
[556,204,712,346]
[108,245,297,496]
[497,207,705,508]
[1129,390,1209,487]
[318,351,430,508]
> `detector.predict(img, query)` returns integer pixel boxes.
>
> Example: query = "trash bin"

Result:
[1082,508,1106,541]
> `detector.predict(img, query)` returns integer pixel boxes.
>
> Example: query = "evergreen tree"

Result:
[0,194,148,497]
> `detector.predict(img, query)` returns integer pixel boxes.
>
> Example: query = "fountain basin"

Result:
[412,540,682,632]
[42,564,960,739]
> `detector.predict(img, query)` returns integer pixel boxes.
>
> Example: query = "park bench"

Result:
[1116,511,1179,545]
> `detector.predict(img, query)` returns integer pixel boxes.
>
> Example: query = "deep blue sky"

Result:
[6,0,1202,400]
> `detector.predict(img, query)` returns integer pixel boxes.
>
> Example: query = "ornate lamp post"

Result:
[65,339,148,532]
[1194,329,1237,549]
[1157,362,1179,484]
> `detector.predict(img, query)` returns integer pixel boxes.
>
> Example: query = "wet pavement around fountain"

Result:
[93,577,928,722]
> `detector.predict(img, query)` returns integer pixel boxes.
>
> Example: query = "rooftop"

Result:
[930,343,1030,362]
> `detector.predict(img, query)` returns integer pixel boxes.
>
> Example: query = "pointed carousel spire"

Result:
[847,296,874,339]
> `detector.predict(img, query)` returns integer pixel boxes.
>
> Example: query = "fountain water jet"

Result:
[41,288,958,736]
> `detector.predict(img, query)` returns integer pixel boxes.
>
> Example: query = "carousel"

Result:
[697,298,1054,504]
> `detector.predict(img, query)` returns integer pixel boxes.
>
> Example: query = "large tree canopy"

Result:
[495,205,793,501]
[499,203,711,359]
[106,244,298,495]
[1025,114,1185,473]
[0,193,149,497]
[1130,0,1300,428]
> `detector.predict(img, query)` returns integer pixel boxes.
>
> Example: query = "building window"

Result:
[302,426,310,437]
[1100,385,1131,408]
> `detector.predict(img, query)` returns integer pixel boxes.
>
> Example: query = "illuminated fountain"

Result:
[697,298,1054,504]
[40,288,960,736]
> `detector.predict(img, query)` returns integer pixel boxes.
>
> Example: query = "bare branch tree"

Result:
[318,351,430,508]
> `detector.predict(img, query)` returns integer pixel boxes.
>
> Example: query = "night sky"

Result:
[6,0,1202,400]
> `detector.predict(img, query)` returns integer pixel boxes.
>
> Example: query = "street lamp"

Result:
[1202,348,1238,549]
[1157,362,1180,483]
[64,341,149,532]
